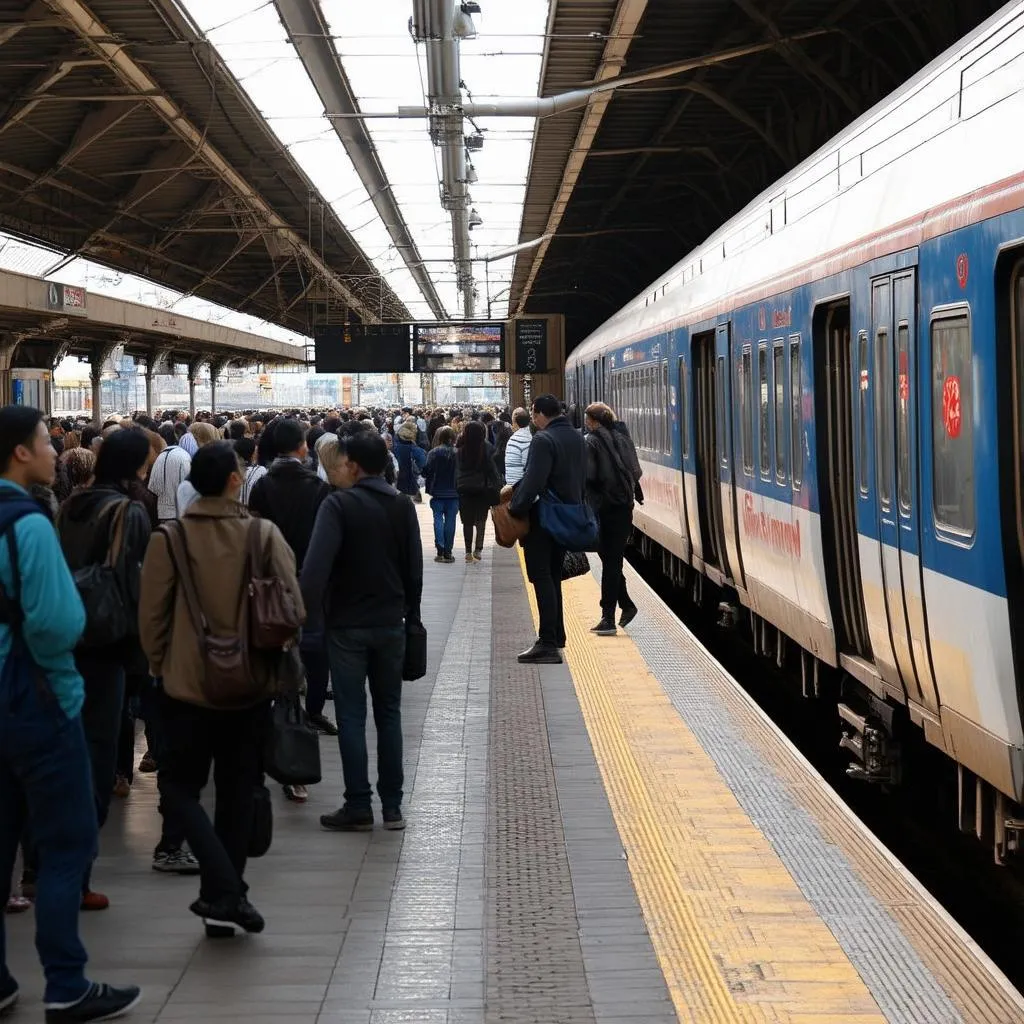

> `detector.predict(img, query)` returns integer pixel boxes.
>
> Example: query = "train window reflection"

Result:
[758,344,769,480]
[740,348,753,475]
[876,328,892,511]
[790,336,802,489]
[859,332,869,495]
[932,312,974,536]
[897,323,911,515]
[774,341,785,483]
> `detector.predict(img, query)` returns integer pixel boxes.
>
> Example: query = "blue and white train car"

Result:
[565,1,1024,854]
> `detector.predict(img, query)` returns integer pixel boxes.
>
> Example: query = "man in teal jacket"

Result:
[0,406,141,1023]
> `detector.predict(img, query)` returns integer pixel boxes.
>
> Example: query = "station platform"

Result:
[7,504,1024,1023]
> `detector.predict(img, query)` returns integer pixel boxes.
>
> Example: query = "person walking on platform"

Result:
[456,421,501,563]
[394,418,426,503]
[503,409,533,486]
[584,402,642,636]
[424,426,459,563]
[301,431,423,833]
[0,405,142,1024]
[139,442,304,938]
[248,417,336,804]
[508,394,587,665]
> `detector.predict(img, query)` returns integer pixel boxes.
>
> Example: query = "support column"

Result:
[0,334,20,408]
[209,358,228,416]
[90,359,102,426]
[187,357,202,420]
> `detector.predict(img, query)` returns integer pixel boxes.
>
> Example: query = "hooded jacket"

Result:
[585,422,642,512]
[395,423,427,496]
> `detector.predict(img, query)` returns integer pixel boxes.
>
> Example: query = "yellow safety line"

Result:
[516,552,886,1024]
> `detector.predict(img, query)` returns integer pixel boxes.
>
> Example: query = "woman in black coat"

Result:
[456,420,501,562]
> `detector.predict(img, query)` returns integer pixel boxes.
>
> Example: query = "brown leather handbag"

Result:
[491,491,529,548]
[246,519,302,651]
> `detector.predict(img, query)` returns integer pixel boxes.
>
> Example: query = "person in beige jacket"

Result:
[139,441,304,937]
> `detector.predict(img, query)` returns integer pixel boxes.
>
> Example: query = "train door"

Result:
[815,300,871,658]
[677,351,694,561]
[693,330,728,576]
[716,321,744,587]
[871,270,940,713]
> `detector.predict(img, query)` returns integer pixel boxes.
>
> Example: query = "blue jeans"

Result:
[327,626,405,811]
[0,669,97,1004]
[430,497,458,554]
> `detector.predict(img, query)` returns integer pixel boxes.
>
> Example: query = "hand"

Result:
[500,484,514,504]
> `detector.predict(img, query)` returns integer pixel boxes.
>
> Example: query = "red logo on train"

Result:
[942,376,962,438]
[956,253,969,289]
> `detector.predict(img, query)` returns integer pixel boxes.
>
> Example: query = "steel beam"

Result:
[273,0,447,320]
[0,58,98,137]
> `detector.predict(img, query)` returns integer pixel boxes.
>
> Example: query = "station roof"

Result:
[0,0,411,334]
[511,0,1008,348]
[0,267,304,367]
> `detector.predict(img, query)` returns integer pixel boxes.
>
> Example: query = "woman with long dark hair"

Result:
[424,426,458,562]
[456,420,500,562]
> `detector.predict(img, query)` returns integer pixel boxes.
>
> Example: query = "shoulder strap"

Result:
[104,499,128,569]
[246,516,267,576]
[0,498,44,632]
[159,520,208,638]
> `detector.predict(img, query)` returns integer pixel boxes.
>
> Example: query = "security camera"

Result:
[469,208,483,229]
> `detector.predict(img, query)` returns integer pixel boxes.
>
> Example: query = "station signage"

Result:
[514,319,548,374]
[46,282,87,316]
[314,323,411,373]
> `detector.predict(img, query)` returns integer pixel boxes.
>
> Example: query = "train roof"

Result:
[571,0,1024,364]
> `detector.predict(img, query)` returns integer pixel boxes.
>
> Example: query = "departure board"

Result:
[413,323,505,372]
[314,324,411,373]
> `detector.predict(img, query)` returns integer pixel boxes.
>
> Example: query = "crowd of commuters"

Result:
[0,394,640,1022]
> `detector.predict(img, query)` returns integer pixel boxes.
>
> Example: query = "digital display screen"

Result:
[413,323,505,372]
[314,324,411,373]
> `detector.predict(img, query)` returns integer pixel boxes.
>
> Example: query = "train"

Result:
[564,1,1024,861]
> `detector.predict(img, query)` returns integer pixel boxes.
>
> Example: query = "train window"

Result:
[679,358,689,459]
[876,328,893,511]
[717,355,728,468]
[662,360,670,453]
[773,340,786,483]
[859,331,869,495]
[790,336,802,489]
[897,323,911,515]
[758,343,770,480]
[932,311,974,535]
[739,347,753,475]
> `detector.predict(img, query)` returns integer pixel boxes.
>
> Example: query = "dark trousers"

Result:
[76,651,125,833]
[459,498,488,553]
[597,504,634,619]
[429,497,458,554]
[115,673,146,782]
[522,526,566,648]
[157,694,267,903]
[327,626,405,811]
[0,682,96,1004]
[140,680,185,854]
[300,638,329,718]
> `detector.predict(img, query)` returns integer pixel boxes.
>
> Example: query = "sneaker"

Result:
[283,784,308,803]
[472,550,483,561]
[0,974,18,1015]
[189,895,264,934]
[137,751,157,773]
[308,712,338,737]
[382,808,406,831]
[112,775,131,798]
[5,895,31,914]
[152,848,200,875]
[465,552,475,563]
[591,618,617,636]
[517,642,562,665]
[443,553,456,563]
[434,553,445,563]
[80,891,109,912]
[619,604,638,628]
[44,981,141,1022]
[320,805,373,832]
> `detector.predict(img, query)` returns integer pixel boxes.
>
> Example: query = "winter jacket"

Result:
[395,436,427,495]
[139,498,304,709]
[585,423,642,512]
[456,441,501,499]
[247,457,330,571]
[424,444,459,499]
[509,416,586,518]
[491,421,514,477]
[504,426,532,485]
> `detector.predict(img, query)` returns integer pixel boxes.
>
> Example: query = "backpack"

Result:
[72,498,132,648]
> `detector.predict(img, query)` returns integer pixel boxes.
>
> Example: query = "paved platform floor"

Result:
[6,505,1023,1023]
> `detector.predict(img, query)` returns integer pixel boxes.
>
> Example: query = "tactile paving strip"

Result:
[614,560,1024,1024]
[485,545,596,1024]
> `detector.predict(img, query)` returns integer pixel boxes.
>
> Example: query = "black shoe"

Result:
[189,895,264,934]
[45,982,142,1022]
[619,604,638,628]
[517,642,562,665]
[0,975,17,1017]
[443,553,456,563]
[137,751,157,773]
[320,805,373,832]
[382,807,406,831]
[591,618,617,636]
[308,712,338,736]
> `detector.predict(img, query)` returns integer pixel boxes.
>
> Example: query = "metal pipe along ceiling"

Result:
[273,0,448,321]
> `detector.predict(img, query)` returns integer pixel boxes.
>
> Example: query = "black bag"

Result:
[75,500,131,648]
[404,620,427,681]
[561,549,591,581]
[264,696,322,786]
[248,783,273,858]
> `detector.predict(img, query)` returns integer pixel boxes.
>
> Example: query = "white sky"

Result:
[180,0,550,321]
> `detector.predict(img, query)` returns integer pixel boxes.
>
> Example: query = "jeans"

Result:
[430,497,458,554]
[300,636,329,718]
[596,504,634,619]
[76,651,125,832]
[522,524,566,648]
[0,675,97,1004]
[327,626,405,811]
[157,693,267,903]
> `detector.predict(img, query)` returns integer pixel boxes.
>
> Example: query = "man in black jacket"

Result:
[300,431,423,832]
[248,418,335,753]
[508,394,587,664]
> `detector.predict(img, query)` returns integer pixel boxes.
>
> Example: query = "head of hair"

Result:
[532,393,562,419]
[433,425,455,448]
[64,446,96,489]
[458,420,486,469]
[189,441,242,498]
[226,419,246,440]
[481,411,494,424]
[144,428,166,464]
[273,417,306,455]
[233,437,256,465]
[316,433,344,478]
[397,418,419,442]
[306,424,324,450]
[323,415,341,434]
[173,421,187,438]
[341,430,388,476]
[0,406,44,474]
[585,402,616,429]
[189,421,219,447]
[93,427,151,488]
[63,430,81,451]
[157,422,177,446]
[80,425,100,450]
[513,408,530,428]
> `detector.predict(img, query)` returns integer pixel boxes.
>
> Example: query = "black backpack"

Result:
[72,499,132,648]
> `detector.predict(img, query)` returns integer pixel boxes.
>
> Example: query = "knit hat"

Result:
[397,419,419,442]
